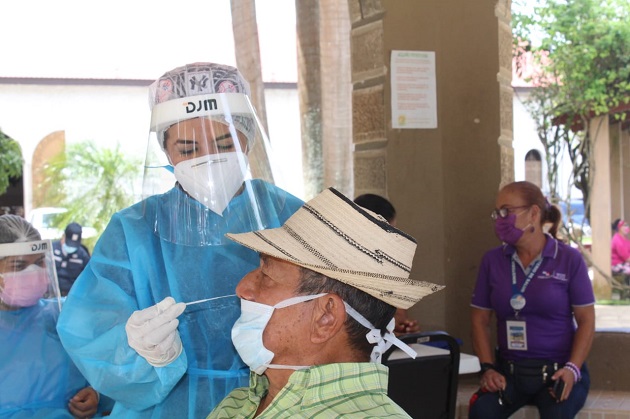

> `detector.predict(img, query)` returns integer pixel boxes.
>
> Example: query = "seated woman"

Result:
[469,181,594,419]
[0,214,110,418]
[611,219,630,284]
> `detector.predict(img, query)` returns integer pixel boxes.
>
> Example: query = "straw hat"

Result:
[226,187,444,309]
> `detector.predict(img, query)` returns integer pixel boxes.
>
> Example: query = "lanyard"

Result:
[510,257,543,316]
[511,257,543,295]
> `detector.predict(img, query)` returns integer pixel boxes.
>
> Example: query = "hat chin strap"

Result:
[343,302,417,363]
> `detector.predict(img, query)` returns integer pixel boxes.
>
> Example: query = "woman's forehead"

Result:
[167,117,230,134]
[165,116,249,152]
[496,189,522,205]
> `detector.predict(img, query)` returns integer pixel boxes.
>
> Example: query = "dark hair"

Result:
[354,194,396,224]
[613,218,624,234]
[296,268,396,359]
[501,181,562,238]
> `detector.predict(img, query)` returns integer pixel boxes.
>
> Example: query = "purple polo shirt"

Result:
[471,235,594,363]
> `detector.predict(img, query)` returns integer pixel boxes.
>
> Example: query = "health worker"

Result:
[56,62,304,418]
[0,214,110,418]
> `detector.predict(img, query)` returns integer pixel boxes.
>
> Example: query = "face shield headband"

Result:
[0,240,61,310]
[150,92,256,153]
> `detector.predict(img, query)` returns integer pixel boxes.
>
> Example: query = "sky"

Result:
[0,0,297,82]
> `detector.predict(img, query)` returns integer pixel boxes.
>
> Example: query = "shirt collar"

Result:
[502,233,558,259]
[247,363,389,410]
[295,363,389,409]
[248,370,270,401]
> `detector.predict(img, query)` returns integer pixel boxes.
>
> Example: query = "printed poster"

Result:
[390,50,437,129]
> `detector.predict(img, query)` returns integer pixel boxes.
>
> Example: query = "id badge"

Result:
[506,319,527,350]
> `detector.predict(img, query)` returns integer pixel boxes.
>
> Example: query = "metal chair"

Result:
[383,331,461,419]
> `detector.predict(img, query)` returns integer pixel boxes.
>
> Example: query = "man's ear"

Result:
[310,294,346,344]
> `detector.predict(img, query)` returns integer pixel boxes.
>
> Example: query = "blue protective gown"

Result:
[56,180,303,418]
[0,299,91,418]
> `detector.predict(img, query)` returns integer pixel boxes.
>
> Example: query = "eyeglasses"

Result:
[490,206,530,220]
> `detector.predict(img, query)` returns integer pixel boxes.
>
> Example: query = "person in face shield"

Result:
[56,62,304,418]
[207,188,444,418]
[0,214,106,418]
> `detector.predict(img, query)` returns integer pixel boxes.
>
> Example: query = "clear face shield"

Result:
[143,64,288,246]
[0,240,61,311]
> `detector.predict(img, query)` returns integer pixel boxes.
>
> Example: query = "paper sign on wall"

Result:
[390,50,437,129]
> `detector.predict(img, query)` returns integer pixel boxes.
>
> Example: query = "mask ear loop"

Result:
[273,293,328,309]
[343,302,417,363]
[264,293,328,372]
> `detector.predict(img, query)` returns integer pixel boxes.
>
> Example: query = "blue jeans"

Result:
[469,362,590,419]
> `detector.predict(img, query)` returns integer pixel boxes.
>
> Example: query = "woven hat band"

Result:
[227,188,444,309]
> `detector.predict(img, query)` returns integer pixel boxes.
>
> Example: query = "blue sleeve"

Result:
[56,211,187,412]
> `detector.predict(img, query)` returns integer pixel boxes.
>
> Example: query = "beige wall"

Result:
[351,0,507,351]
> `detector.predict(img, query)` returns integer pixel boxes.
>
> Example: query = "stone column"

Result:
[348,0,506,343]
[589,115,612,299]
[621,126,630,221]
[349,1,388,199]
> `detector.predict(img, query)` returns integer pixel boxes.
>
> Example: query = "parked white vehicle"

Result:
[28,207,97,240]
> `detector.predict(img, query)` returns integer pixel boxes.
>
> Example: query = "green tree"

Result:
[0,129,23,195]
[39,141,142,250]
[513,0,630,222]
[513,0,630,294]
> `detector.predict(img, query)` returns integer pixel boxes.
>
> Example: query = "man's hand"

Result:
[68,387,98,418]
[125,297,186,367]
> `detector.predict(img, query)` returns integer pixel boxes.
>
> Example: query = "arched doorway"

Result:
[524,149,543,188]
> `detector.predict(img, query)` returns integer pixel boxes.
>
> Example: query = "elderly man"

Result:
[208,187,444,418]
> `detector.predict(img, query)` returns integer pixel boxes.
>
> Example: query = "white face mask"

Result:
[231,293,327,375]
[173,151,249,216]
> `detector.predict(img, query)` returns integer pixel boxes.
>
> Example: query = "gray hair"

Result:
[296,268,396,359]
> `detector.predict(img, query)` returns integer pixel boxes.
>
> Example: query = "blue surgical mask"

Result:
[231,293,326,375]
[62,244,78,254]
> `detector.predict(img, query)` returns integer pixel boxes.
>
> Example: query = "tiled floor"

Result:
[456,384,630,418]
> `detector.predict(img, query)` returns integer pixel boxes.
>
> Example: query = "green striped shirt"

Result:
[207,363,410,418]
